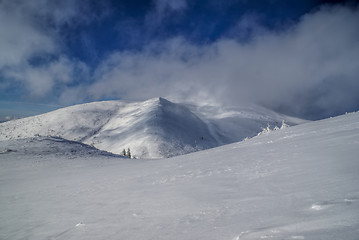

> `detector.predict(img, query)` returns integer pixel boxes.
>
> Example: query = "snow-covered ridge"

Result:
[0,97,305,158]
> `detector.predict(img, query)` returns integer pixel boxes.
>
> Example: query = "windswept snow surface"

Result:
[0,112,358,240]
[0,97,305,158]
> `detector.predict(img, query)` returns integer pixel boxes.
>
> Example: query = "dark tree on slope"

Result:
[122,149,126,156]
[127,148,131,158]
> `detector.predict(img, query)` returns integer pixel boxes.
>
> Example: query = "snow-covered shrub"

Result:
[257,120,289,136]
[280,120,289,129]
[257,124,272,136]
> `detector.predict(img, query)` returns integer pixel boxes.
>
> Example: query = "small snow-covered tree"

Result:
[257,124,271,136]
[280,120,289,129]
[127,148,131,158]
[122,149,127,156]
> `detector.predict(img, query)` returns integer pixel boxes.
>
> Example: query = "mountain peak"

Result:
[0,98,305,158]
[145,97,171,105]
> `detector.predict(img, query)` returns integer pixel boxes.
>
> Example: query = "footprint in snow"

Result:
[233,230,250,239]
[310,203,327,210]
[290,236,305,239]
[311,198,357,211]
[75,222,85,227]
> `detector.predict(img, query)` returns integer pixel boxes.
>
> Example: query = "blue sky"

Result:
[0,0,358,121]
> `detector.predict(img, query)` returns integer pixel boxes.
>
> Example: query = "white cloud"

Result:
[1,1,358,119]
[0,0,94,69]
[0,0,94,99]
[3,56,83,97]
[85,4,359,118]
[0,2,55,68]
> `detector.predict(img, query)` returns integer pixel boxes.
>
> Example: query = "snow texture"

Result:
[0,111,358,240]
[0,97,305,158]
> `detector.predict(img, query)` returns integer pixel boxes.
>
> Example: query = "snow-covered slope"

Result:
[0,97,305,158]
[0,112,358,240]
[0,136,121,158]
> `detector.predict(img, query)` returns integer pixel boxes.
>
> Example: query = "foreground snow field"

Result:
[0,112,358,240]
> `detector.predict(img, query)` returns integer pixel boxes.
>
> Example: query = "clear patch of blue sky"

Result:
[62,0,344,65]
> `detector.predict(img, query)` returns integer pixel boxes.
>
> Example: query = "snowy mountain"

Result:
[0,97,305,158]
[0,111,358,239]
